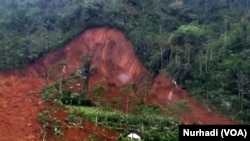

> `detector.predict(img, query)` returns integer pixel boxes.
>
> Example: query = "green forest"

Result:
[1,0,250,123]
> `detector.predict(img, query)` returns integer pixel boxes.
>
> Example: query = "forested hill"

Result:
[1,0,250,123]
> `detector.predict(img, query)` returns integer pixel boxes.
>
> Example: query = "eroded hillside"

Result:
[0,28,236,140]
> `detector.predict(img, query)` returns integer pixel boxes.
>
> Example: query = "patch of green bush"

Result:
[60,94,95,107]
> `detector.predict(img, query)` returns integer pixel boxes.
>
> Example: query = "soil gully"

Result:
[0,28,236,141]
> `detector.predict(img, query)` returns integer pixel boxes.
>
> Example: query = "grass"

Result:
[65,105,179,141]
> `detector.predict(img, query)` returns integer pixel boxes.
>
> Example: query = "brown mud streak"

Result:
[0,28,236,140]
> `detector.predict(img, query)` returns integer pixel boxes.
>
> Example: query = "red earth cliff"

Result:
[0,28,148,140]
[0,28,237,141]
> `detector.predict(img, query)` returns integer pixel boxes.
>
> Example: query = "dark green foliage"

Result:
[38,110,52,125]
[60,95,95,107]
[38,110,64,138]
[53,120,64,136]
[41,83,95,106]
[80,54,92,93]
[79,54,99,94]
[41,84,59,101]
[131,105,162,115]
[37,110,53,140]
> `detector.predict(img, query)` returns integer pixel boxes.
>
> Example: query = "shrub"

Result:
[60,95,95,106]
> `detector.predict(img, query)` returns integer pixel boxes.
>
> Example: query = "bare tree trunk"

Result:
[95,108,99,126]
[204,0,208,16]
[237,73,244,111]
[210,44,213,61]
[45,71,49,86]
[169,50,173,64]
[223,19,228,53]
[160,46,163,69]
[205,47,208,71]
[59,73,62,98]
[199,52,205,75]
[144,93,147,103]
[199,60,202,75]
[175,54,179,67]
[187,46,190,64]
[126,95,129,114]
[240,88,243,111]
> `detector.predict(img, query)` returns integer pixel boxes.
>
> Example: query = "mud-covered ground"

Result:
[0,28,237,141]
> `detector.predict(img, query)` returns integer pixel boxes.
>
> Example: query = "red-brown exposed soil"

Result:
[0,28,238,141]
[44,109,118,141]
[0,74,44,141]
[148,72,238,125]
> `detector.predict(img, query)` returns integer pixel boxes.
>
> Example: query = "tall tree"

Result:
[91,85,107,125]
[120,83,136,114]
[80,54,97,95]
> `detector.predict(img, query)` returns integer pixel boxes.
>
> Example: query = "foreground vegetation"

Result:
[1,0,250,123]
[66,106,179,141]
[39,74,179,140]
[38,103,179,140]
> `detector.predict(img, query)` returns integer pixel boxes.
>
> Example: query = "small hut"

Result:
[124,130,144,140]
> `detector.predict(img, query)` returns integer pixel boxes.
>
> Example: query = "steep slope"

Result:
[0,28,236,140]
[41,28,149,86]
[0,28,148,140]
[148,72,237,124]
